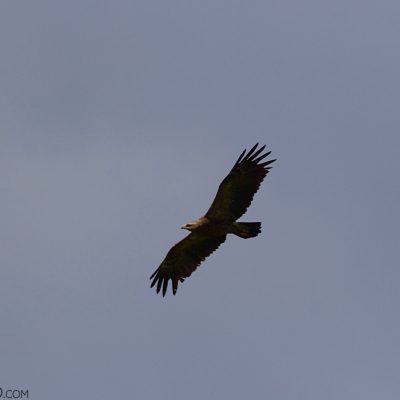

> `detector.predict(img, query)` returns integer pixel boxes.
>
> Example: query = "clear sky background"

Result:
[1,1,399,399]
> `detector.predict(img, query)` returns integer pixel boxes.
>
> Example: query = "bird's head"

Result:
[181,221,197,231]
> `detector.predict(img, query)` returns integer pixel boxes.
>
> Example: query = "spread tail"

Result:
[232,222,261,239]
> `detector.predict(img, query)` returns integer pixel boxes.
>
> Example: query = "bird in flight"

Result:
[150,143,276,296]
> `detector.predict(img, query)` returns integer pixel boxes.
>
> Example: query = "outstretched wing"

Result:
[205,143,276,221]
[150,233,226,296]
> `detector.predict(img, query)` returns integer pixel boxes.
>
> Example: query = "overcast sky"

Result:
[1,1,399,399]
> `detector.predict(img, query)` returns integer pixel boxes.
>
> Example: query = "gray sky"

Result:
[1,1,399,399]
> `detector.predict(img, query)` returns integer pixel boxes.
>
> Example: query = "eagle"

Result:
[150,143,276,296]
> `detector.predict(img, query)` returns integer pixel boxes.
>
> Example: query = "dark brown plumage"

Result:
[150,143,276,296]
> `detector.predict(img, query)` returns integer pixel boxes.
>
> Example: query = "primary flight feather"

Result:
[150,143,276,296]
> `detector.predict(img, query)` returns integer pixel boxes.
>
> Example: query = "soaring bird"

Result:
[150,143,276,296]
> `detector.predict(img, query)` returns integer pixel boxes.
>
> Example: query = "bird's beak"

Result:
[181,225,186,229]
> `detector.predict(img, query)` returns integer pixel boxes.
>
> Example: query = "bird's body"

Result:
[150,143,276,296]
[182,217,261,238]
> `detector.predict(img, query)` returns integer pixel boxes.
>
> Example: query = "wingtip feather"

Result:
[235,148,247,165]
[260,158,276,167]
[150,269,158,280]
[162,278,168,296]
[248,144,266,161]
[150,271,159,288]
[244,143,259,161]
[156,277,163,293]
